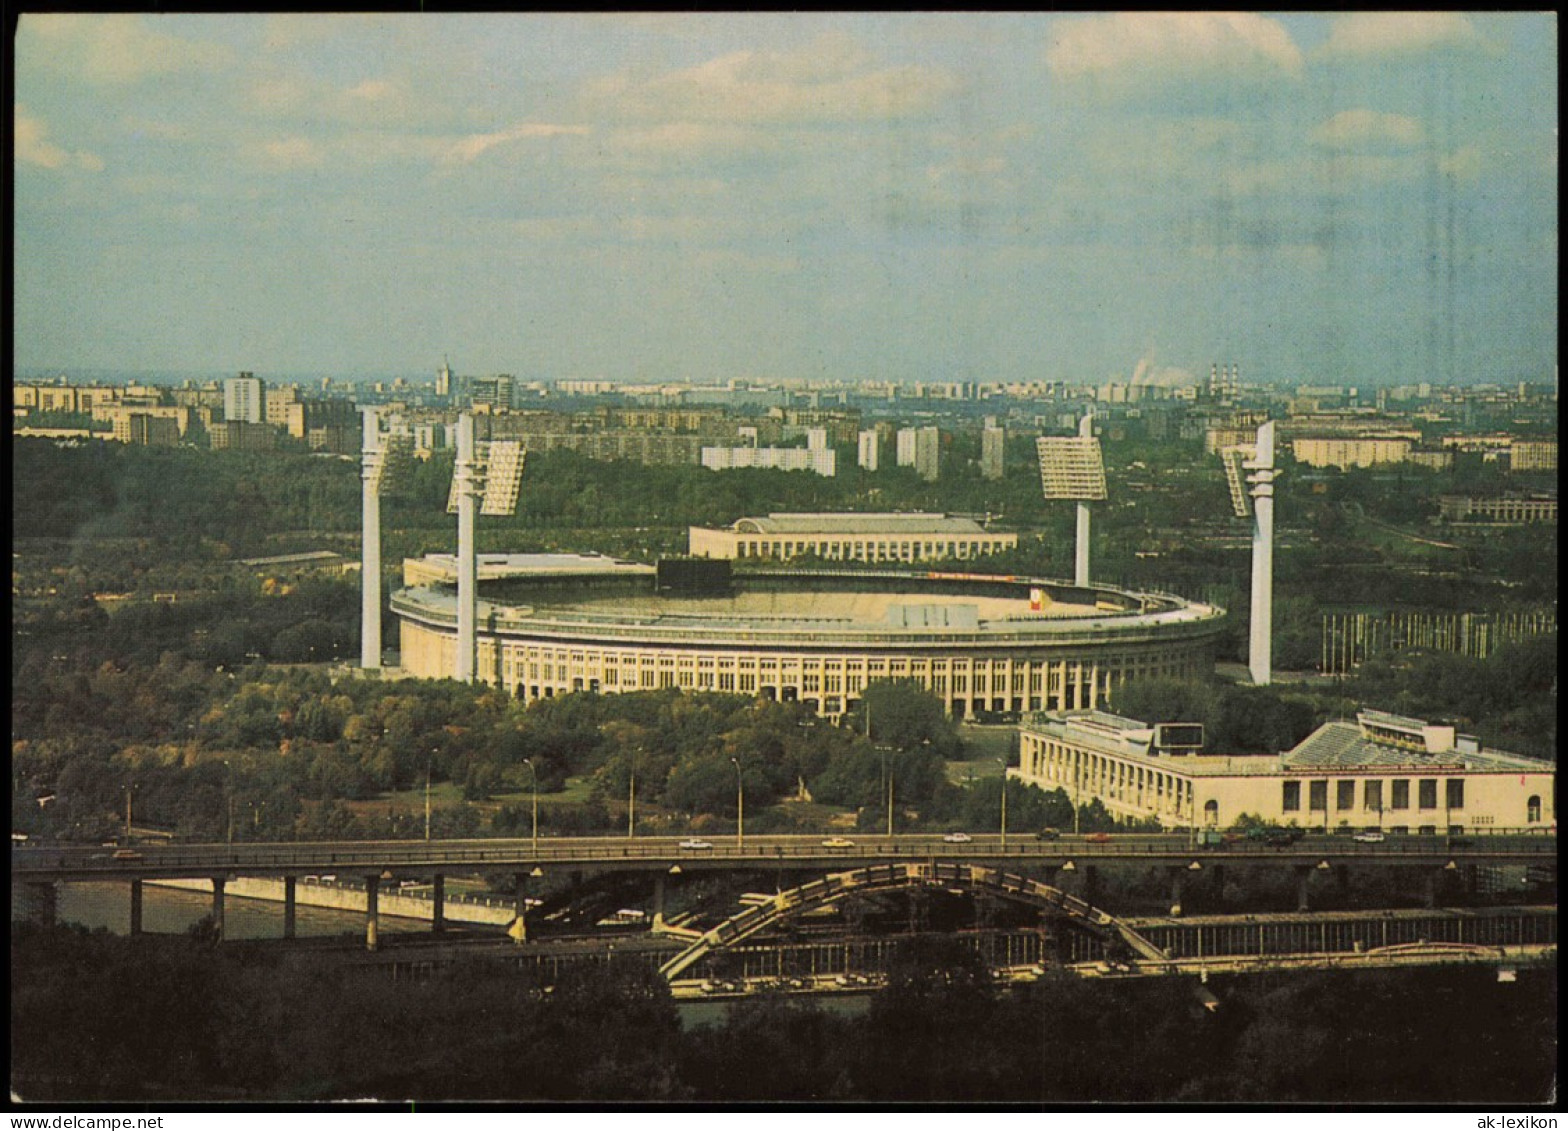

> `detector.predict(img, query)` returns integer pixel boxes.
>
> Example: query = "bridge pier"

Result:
[283,876,297,940]
[432,874,445,933]
[1082,865,1099,906]
[129,879,143,936]
[652,873,667,932]
[1210,863,1225,908]
[365,875,380,951]
[1423,868,1440,910]
[513,872,528,942]
[211,877,226,941]
[1167,867,1185,916]
[20,882,57,927]
[1294,866,1311,913]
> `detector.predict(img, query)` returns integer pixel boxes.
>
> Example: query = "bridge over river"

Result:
[14,832,1555,955]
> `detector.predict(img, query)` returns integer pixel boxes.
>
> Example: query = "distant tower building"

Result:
[858,428,880,471]
[469,375,514,411]
[223,372,265,424]
[896,428,918,468]
[981,424,1006,480]
[913,426,940,482]
[436,358,452,399]
[1207,364,1240,405]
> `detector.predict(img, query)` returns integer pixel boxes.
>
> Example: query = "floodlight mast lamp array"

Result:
[362,409,415,671]
[1220,421,1277,686]
[1036,414,1108,588]
[448,415,527,684]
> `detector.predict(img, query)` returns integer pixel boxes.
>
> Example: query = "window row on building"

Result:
[399,617,1209,720]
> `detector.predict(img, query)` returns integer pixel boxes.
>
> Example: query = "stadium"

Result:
[392,553,1227,720]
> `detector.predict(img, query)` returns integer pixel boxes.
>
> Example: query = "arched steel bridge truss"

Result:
[659,861,1168,981]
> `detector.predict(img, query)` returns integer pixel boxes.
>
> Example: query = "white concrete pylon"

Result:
[455,413,477,683]
[1247,421,1276,686]
[360,407,382,670]
[1075,413,1093,588]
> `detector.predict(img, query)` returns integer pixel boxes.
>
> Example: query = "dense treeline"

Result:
[10,924,1555,1103]
[11,674,1105,844]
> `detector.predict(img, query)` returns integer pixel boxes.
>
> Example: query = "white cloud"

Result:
[22,14,232,84]
[1046,13,1302,82]
[443,123,590,165]
[586,34,957,124]
[1310,109,1424,151]
[246,136,327,171]
[1320,13,1495,58]
[16,108,103,172]
[1438,146,1485,182]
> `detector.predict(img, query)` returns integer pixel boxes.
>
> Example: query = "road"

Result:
[11,831,1556,882]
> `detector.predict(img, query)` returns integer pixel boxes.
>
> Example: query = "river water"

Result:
[11,881,426,940]
[16,881,876,1025]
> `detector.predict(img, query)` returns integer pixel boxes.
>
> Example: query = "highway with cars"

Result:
[10,830,1557,882]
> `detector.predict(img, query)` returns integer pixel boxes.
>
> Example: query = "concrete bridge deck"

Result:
[11,831,1556,882]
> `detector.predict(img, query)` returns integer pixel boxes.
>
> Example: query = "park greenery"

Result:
[10,923,1556,1103]
[10,433,1557,845]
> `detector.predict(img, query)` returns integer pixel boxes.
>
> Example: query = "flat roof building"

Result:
[688,512,1017,563]
[1015,708,1554,833]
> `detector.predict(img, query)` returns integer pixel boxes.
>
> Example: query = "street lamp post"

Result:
[522,758,538,853]
[223,760,234,845]
[124,784,135,845]
[627,748,637,839]
[996,758,1008,851]
[425,763,433,842]
[881,750,894,838]
[730,757,744,848]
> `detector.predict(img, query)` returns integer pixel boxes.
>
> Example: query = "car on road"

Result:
[679,838,713,851]
[1352,830,1386,843]
[821,837,855,849]
[1035,828,1061,841]
[112,848,143,861]
[1447,836,1475,849]
[1084,832,1113,844]
[942,832,973,844]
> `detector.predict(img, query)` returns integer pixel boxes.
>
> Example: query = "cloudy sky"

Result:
[13,12,1557,386]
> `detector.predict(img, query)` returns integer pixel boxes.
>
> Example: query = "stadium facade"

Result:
[392,553,1227,720]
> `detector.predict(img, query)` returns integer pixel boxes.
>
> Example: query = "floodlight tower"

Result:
[1036,414,1107,588]
[361,408,412,670]
[446,414,525,683]
[1220,420,1277,685]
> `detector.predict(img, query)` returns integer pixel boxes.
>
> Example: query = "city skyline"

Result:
[14,12,1559,387]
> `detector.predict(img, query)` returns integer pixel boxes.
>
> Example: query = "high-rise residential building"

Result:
[224,372,265,424]
[896,428,917,468]
[913,426,940,482]
[857,428,879,471]
[469,374,514,411]
[264,385,302,426]
[981,425,1006,480]
[700,446,836,477]
[1511,440,1558,473]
